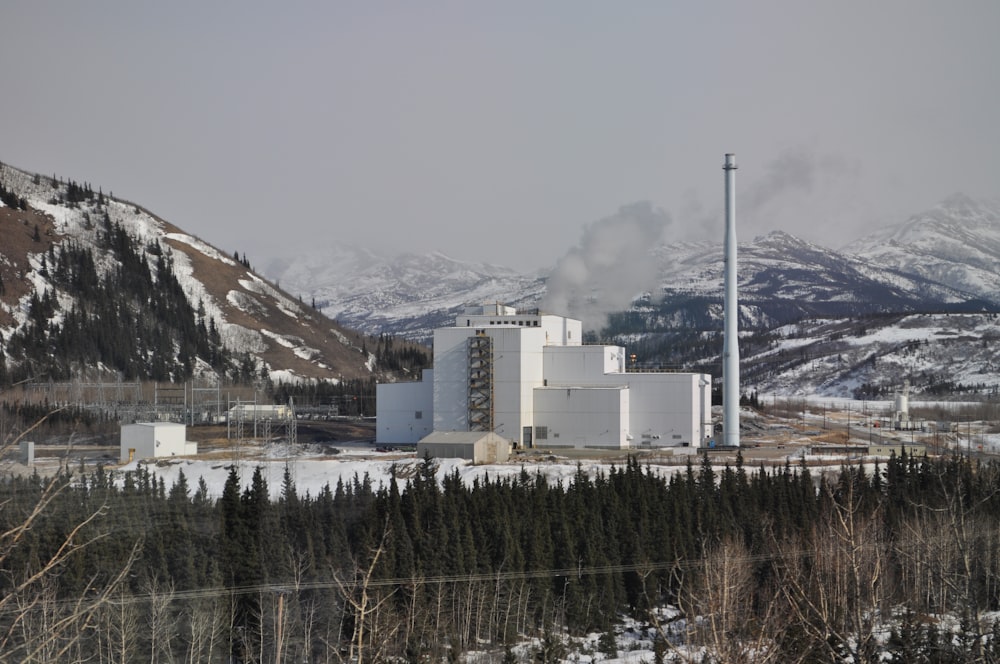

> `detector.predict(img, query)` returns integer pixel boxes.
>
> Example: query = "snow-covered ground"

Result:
[114,442,693,500]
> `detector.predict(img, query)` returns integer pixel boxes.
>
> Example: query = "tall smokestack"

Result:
[723,153,740,447]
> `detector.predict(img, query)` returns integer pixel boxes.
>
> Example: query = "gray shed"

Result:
[417,431,511,465]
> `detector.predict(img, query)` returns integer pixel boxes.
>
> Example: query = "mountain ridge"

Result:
[0,160,405,386]
[267,193,1000,398]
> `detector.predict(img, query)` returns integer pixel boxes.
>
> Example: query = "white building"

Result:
[376,304,712,451]
[417,431,511,464]
[120,422,197,463]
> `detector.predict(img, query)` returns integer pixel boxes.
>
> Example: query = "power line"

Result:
[1,537,927,615]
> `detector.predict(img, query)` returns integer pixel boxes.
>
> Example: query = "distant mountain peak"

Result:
[939,191,977,210]
[844,193,1000,303]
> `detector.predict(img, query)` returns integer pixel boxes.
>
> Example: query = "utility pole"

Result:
[846,403,851,443]
[275,591,285,664]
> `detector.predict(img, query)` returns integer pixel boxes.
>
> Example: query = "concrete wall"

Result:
[533,386,629,448]
[376,370,434,444]
[20,441,34,465]
[433,328,476,432]
[499,327,545,445]
[538,314,582,347]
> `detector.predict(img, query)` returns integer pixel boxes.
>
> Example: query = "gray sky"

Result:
[2,1,997,272]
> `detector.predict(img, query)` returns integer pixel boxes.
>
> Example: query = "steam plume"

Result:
[542,202,670,333]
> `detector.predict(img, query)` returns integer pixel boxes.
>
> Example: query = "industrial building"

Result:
[376,304,712,455]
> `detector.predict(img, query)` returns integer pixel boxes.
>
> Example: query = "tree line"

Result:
[4,451,1000,661]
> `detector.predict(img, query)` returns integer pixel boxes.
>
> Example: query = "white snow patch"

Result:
[165,232,237,266]
[227,290,268,318]
[239,274,303,320]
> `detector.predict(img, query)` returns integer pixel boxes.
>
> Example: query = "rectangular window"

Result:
[415,411,423,420]
[536,426,548,440]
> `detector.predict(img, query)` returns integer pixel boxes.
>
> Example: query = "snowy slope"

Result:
[740,313,1000,398]
[266,248,545,341]
[656,230,972,307]
[845,193,1000,301]
[0,161,376,383]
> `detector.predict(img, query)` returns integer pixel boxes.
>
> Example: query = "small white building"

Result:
[120,422,197,463]
[417,431,510,465]
[376,304,712,453]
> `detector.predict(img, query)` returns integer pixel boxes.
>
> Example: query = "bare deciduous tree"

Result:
[0,419,139,663]
[778,476,888,664]
[334,520,398,664]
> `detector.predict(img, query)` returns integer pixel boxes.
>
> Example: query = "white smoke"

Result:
[680,148,859,243]
[542,202,670,333]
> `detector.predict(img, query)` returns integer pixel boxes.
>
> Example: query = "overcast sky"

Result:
[2,2,997,272]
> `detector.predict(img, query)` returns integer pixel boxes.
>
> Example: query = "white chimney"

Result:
[723,154,740,447]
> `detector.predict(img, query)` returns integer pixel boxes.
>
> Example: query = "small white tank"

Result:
[894,380,910,421]
[894,392,908,416]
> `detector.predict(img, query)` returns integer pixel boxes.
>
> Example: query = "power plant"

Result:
[376,156,744,459]
[376,304,712,459]
[723,153,740,448]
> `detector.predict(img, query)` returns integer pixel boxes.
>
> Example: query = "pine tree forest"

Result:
[5,452,1000,662]
[2,215,231,383]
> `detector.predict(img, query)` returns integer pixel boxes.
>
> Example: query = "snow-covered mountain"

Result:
[845,193,1000,301]
[653,230,980,323]
[0,161,382,384]
[265,249,545,341]
[273,196,997,344]
[265,194,1000,398]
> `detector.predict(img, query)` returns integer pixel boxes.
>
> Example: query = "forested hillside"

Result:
[0,160,430,390]
[3,214,231,383]
[3,454,1000,661]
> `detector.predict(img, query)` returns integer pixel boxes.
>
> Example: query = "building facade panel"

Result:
[432,328,476,431]
[533,386,629,448]
[376,369,434,444]
[622,373,710,448]
[543,345,625,382]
